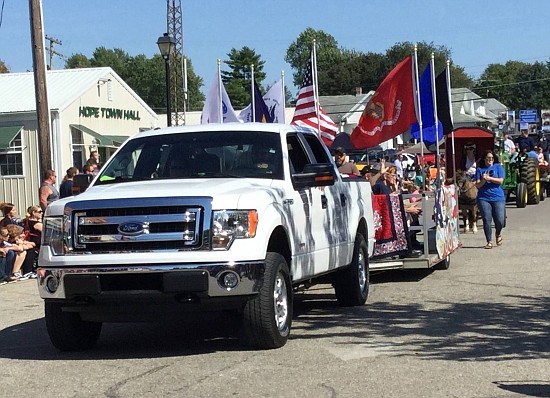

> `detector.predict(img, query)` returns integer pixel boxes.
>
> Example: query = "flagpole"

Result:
[281,70,286,124]
[413,45,426,187]
[217,59,222,123]
[312,40,322,135]
[251,64,256,123]
[430,53,441,185]
[446,59,456,185]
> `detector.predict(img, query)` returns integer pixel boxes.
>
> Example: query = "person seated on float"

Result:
[537,146,549,166]
[463,143,477,180]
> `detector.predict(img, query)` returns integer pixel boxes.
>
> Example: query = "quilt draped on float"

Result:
[372,194,410,258]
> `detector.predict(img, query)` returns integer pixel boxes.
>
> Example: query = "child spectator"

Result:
[1,245,17,283]
[537,147,548,166]
[5,224,36,279]
[1,226,26,280]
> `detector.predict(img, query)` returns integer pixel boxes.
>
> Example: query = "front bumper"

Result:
[37,261,265,301]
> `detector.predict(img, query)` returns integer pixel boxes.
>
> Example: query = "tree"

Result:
[286,33,474,97]
[90,47,131,77]
[221,46,266,108]
[319,50,386,95]
[65,54,91,69]
[385,41,473,89]
[64,48,204,113]
[285,27,341,88]
[0,59,9,73]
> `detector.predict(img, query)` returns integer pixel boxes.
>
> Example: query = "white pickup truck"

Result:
[38,123,374,350]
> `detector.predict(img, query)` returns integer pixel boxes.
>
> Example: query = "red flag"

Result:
[350,55,416,149]
[291,56,338,146]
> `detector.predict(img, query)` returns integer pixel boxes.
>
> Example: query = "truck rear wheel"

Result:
[434,255,451,270]
[242,252,292,349]
[45,301,102,351]
[333,233,369,307]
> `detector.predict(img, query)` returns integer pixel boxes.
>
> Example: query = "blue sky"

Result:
[1,0,550,95]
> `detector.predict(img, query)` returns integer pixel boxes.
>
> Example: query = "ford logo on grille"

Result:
[118,222,148,236]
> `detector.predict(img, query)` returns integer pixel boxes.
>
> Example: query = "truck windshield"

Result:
[96,130,284,184]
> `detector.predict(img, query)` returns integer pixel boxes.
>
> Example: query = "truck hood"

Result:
[46,179,281,215]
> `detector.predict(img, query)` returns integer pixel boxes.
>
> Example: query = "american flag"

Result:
[291,57,338,146]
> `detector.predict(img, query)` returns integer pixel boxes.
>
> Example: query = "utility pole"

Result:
[45,35,65,70]
[29,0,52,176]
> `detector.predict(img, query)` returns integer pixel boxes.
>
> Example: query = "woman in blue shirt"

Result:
[475,150,505,249]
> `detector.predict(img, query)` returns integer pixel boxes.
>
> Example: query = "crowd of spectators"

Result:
[1,203,41,283]
[1,151,101,285]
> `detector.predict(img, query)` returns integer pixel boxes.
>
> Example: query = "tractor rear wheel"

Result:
[519,158,540,205]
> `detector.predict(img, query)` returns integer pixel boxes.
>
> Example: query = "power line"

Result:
[471,76,550,91]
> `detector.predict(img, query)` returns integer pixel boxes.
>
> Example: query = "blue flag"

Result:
[410,62,443,145]
[252,80,273,123]
[239,80,274,123]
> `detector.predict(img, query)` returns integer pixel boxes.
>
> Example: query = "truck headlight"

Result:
[42,216,68,255]
[211,210,258,250]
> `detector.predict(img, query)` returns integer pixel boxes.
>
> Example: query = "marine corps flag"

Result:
[350,55,416,149]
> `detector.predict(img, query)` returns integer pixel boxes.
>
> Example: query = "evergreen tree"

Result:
[222,46,266,108]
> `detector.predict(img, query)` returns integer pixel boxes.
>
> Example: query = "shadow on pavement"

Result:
[1,274,548,362]
[292,291,550,362]
[493,381,550,397]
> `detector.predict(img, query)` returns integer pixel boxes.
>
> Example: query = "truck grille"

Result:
[72,205,205,253]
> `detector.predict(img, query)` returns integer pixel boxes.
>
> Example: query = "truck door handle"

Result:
[340,193,347,207]
[321,195,328,209]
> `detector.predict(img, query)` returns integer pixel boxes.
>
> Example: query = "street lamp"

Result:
[157,33,176,126]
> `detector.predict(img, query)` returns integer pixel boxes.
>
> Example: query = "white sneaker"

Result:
[28,272,37,279]
[16,272,30,281]
[21,272,34,280]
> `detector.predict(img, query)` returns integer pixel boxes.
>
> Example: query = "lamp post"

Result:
[157,33,176,126]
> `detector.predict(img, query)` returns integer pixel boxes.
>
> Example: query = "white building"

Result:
[0,67,158,214]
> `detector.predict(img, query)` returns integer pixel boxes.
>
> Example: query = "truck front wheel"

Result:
[242,252,292,349]
[333,233,370,307]
[45,301,102,351]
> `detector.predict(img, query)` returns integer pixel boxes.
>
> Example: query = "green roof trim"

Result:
[103,135,130,145]
[69,124,114,146]
[0,126,23,149]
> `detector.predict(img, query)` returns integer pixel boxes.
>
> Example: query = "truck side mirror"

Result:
[292,163,336,190]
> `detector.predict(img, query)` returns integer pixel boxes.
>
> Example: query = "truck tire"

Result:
[519,158,540,204]
[333,233,369,307]
[242,252,292,349]
[516,182,527,208]
[45,301,102,351]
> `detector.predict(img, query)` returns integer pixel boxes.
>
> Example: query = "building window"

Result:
[0,132,23,176]
[71,127,84,170]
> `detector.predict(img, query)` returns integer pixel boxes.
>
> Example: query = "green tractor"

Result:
[499,151,541,208]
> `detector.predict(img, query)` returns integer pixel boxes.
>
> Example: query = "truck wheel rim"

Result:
[274,272,288,331]
[358,250,367,290]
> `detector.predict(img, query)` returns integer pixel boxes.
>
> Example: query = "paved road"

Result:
[1,199,549,397]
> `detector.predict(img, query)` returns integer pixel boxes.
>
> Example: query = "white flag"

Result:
[201,72,240,124]
[263,79,285,123]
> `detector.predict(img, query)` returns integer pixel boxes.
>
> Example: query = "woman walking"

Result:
[475,150,505,249]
